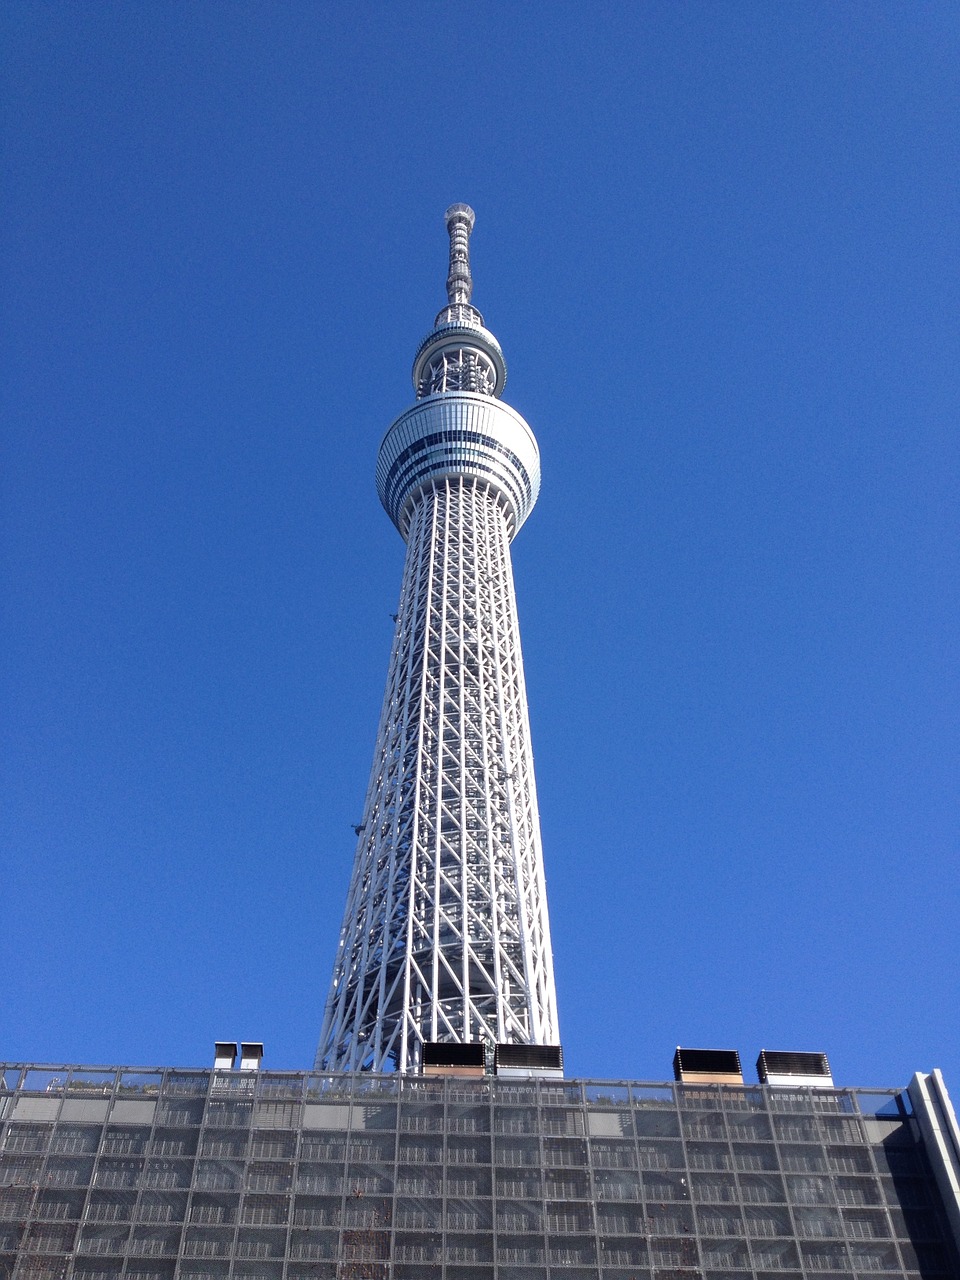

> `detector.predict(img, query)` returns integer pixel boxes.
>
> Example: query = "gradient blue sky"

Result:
[3,3,957,1088]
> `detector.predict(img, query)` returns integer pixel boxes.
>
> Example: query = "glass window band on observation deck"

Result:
[381,431,533,537]
[376,392,541,538]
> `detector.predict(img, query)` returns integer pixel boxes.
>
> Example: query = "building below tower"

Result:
[2,1055,959,1280]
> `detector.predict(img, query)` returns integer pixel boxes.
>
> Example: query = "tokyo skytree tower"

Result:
[317,205,559,1074]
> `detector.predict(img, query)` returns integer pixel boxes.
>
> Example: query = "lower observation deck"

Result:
[2,1061,958,1280]
[376,392,541,538]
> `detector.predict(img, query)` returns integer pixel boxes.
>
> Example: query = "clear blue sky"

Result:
[2,3,957,1088]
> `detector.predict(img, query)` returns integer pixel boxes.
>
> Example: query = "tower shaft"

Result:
[317,206,558,1074]
[319,477,556,1072]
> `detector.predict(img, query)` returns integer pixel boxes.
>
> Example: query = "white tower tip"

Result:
[444,203,476,305]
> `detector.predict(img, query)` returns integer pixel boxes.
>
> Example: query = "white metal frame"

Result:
[318,475,558,1072]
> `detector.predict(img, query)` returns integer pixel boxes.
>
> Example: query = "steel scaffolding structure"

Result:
[317,206,559,1073]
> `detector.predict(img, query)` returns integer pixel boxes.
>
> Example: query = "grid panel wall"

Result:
[1,1068,958,1280]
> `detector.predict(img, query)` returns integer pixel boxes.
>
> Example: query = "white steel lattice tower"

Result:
[317,205,559,1074]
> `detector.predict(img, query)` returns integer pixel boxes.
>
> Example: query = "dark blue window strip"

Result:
[387,457,525,524]
[382,430,532,506]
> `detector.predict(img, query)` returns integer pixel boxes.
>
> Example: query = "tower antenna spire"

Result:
[444,203,475,305]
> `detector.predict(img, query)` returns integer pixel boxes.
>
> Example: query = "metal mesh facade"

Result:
[3,1064,958,1280]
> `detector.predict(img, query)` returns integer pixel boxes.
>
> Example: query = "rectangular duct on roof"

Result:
[421,1041,486,1077]
[495,1043,563,1079]
[757,1049,833,1087]
[674,1047,744,1084]
[214,1042,237,1070]
[239,1042,263,1071]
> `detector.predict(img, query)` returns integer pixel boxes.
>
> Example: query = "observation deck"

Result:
[375,203,538,540]
[376,392,540,539]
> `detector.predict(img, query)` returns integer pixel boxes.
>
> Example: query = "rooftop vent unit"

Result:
[422,1041,486,1077]
[757,1049,833,1088]
[239,1042,264,1071]
[214,1042,238,1070]
[673,1047,744,1085]
[495,1043,563,1079]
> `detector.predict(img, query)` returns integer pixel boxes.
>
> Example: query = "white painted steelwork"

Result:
[317,206,558,1073]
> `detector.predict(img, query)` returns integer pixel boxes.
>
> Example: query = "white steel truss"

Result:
[317,205,559,1073]
[318,476,558,1072]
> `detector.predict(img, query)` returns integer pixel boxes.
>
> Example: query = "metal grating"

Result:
[0,1064,958,1280]
[757,1049,832,1079]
